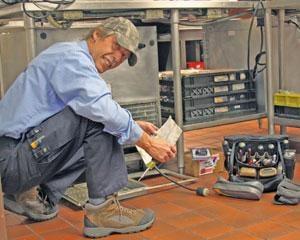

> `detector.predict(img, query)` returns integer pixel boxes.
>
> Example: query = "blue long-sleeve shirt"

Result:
[0,41,142,145]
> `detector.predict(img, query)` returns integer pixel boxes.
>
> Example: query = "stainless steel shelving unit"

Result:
[1,0,299,174]
[270,1,300,134]
[0,1,263,16]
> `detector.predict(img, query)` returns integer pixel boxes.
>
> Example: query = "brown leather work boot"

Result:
[83,195,155,238]
[4,187,58,221]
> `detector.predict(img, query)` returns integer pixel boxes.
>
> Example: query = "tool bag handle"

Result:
[276,139,287,178]
[228,141,237,178]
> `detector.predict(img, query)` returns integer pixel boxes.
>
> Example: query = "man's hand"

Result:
[136,121,158,136]
[136,132,177,163]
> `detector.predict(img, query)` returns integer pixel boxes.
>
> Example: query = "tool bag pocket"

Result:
[26,127,51,161]
[25,107,80,164]
[223,135,296,192]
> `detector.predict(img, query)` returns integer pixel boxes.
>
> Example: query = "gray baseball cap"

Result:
[101,17,139,66]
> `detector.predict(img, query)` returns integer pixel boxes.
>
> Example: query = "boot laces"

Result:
[37,188,53,209]
[112,194,136,218]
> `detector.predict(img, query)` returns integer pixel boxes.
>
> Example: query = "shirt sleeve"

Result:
[48,49,143,145]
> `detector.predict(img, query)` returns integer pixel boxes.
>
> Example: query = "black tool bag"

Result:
[223,135,296,192]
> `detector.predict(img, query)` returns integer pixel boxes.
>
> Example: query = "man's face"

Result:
[89,32,131,73]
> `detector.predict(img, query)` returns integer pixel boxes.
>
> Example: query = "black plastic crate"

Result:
[185,90,256,109]
[180,70,251,86]
[161,99,257,123]
[161,90,256,109]
[159,70,255,99]
[161,86,256,102]
[182,80,254,98]
[159,69,257,123]
[275,106,300,119]
[184,101,257,123]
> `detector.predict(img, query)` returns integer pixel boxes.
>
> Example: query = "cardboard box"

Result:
[213,150,225,173]
[184,151,199,177]
[184,149,223,177]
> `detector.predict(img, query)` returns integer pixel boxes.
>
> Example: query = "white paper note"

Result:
[136,116,182,166]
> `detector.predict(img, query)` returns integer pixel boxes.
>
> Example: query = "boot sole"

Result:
[4,195,58,221]
[23,208,58,222]
[4,196,25,215]
[83,217,155,238]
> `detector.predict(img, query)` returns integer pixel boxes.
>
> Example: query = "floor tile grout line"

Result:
[55,215,83,233]
[12,223,38,240]
[24,215,78,238]
[181,205,297,239]
[237,218,300,239]
[268,218,300,231]
[56,220,82,232]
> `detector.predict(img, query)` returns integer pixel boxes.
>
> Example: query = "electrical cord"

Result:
[42,0,75,3]
[253,50,266,79]
[252,25,266,79]
[46,14,73,29]
[257,26,266,68]
[247,4,257,81]
[154,165,209,196]
[247,0,265,81]
[1,0,74,5]
[285,19,300,30]
[22,1,53,19]
[257,66,266,74]
[3,0,76,21]
[33,0,73,29]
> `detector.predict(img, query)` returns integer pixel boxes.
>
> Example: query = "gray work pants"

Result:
[0,107,128,204]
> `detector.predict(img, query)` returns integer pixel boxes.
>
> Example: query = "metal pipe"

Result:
[265,8,275,134]
[278,9,285,90]
[24,14,36,63]
[278,9,286,134]
[180,40,186,69]
[171,9,184,174]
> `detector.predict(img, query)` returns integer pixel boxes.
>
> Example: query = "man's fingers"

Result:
[160,147,176,162]
[144,137,177,163]
[170,145,177,154]
[157,152,173,163]
[150,123,158,130]
[150,124,158,134]
[163,156,169,162]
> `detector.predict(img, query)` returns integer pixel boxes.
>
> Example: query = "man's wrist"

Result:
[136,132,152,151]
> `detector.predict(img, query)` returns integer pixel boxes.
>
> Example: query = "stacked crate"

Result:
[121,101,159,125]
[274,91,300,119]
[160,69,257,123]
